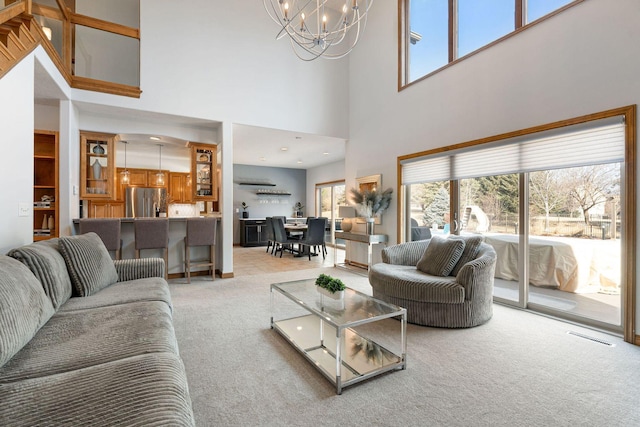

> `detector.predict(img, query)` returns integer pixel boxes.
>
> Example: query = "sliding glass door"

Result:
[399,108,634,335]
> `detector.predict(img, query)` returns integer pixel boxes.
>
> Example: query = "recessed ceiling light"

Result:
[280,147,288,151]
[150,136,161,141]
[260,157,266,161]
[297,160,302,164]
[323,151,329,155]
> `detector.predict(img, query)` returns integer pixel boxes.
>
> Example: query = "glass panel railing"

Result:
[33,14,63,58]
[75,0,139,29]
[74,24,140,86]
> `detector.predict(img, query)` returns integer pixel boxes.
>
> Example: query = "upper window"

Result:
[401,0,580,87]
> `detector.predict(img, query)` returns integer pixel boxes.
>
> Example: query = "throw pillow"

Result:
[59,232,119,297]
[416,235,466,277]
[450,235,485,277]
[0,255,55,368]
[8,239,73,310]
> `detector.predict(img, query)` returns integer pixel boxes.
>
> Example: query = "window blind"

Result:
[401,116,625,184]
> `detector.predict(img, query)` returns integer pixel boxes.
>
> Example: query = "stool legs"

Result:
[184,243,215,283]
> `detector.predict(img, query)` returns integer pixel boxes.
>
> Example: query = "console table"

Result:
[334,231,388,273]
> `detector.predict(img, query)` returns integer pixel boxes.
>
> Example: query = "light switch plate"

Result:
[18,203,30,217]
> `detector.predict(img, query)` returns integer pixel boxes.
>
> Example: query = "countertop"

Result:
[73,216,221,223]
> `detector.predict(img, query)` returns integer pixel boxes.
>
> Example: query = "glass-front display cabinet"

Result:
[80,131,116,199]
[189,142,218,201]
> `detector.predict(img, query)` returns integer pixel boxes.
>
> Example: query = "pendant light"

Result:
[156,144,165,185]
[120,141,130,184]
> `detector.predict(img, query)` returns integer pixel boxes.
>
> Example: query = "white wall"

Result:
[0,57,35,253]
[348,0,640,330]
[69,0,350,141]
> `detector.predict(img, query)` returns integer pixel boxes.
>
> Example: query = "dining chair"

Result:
[299,217,327,260]
[264,217,276,254]
[271,217,298,258]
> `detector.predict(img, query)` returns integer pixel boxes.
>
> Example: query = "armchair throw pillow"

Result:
[450,235,485,276]
[59,232,118,296]
[416,236,466,277]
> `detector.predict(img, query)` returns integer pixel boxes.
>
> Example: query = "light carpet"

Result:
[169,267,640,427]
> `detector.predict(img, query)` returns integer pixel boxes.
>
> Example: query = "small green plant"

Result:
[315,274,346,294]
[241,202,249,210]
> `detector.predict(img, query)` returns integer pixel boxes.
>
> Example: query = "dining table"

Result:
[283,223,316,257]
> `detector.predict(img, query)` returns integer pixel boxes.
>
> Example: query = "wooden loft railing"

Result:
[0,0,141,98]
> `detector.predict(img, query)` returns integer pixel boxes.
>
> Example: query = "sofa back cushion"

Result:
[0,255,55,368]
[416,236,466,277]
[59,232,119,296]
[7,238,73,310]
[449,234,486,276]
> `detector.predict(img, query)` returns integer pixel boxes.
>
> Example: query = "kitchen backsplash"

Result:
[168,203,199,217]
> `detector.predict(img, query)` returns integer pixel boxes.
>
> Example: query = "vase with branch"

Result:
[350,187,393,234]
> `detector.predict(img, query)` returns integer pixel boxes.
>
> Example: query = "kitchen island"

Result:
[73,216,221,279]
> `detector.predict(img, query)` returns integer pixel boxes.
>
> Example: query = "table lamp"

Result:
[339,206,356,232]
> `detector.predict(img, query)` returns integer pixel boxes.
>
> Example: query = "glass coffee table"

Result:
[270,279,407,394]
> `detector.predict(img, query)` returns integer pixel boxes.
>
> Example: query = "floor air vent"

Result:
[567,331,615,347]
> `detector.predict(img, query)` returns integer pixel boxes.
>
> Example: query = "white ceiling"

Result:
[233,124,346,169]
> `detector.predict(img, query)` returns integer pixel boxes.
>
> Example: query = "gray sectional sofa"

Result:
[369,236,497,328]
[0,233,194,426]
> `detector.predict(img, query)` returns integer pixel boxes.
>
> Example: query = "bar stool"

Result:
[78,218,122,260]
[134,218,169,279]
[184,217,216,283]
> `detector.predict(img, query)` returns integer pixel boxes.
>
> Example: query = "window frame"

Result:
[398,0,584,91]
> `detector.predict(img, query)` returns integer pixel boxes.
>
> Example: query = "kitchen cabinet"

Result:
[189,142,218,202]
[87,201,125,218]
[240,219,269,247]
[80,131,116,199]
[33,130,59,241]
[115,168,169,201]
[169,172,192,203]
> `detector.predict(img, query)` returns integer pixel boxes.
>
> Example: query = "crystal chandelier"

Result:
[263,0,373,61]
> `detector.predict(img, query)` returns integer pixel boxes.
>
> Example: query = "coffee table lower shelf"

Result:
[272,314,405,394]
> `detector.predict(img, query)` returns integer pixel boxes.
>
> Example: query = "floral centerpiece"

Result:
[349,187,393,234]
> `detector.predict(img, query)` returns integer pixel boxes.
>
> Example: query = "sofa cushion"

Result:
[416,236,466,276]
[7,239,73,310]
[0,301,177,383]
[369,264,464,304]
[450,234,485,277]
[59,277,172,313]
[59,232,119,297]
[0,353,195,426]
[0,256,55,368]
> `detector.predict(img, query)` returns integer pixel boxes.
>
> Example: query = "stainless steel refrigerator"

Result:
[125,187,167,218]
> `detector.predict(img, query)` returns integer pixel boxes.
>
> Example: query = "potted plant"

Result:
[350,187,393,234]
[293,201,304,218]
[241,202,249,218]
[315,273,346,300]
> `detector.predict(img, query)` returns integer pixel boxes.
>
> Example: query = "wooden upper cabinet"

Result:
[169,172,192,203]
[80,131,116,199]
[115,168,168,201]
[189,142,218,202]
